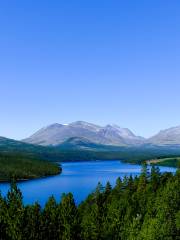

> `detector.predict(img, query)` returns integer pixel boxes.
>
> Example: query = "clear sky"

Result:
[0,0,180,140]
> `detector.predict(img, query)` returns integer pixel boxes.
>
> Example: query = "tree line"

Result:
[0,164,179,240]
[0,152,61,181]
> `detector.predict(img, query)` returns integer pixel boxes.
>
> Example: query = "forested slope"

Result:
[0,152,61,181]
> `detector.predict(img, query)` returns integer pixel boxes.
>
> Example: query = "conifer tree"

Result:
[60,193,80,240]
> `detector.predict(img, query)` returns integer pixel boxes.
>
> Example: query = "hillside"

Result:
[23,121,144,146]
[53,144,180,167]
[56,137,125,151]
[0,137,65,162]
[23,121,180,148]
[21,121,180,168]
[1,135,180,178]
[0,137,62,181]
[0,152,61,181]
[148,126,180,145]
[148,157,180,168]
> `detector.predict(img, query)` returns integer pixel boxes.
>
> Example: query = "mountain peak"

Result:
[148,125,180,145]
[70,121,100,127]
[23,121,143,146]
[46,123,63,128]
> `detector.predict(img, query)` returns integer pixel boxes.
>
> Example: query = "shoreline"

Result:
[0,157,178,184]
[0,167,62,184]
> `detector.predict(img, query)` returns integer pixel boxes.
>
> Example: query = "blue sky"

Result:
[0,0,180,139]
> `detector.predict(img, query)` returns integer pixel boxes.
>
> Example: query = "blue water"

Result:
[0,160,176,206]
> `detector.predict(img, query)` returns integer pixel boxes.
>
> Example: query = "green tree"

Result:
[59,193,80,240]
[41,196,58,240]
[150,165,160,192]
[22,203,42,240]
[6,181,24,240]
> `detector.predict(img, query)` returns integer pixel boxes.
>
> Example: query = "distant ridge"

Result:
[0,136,62,161]
[22,121,180,147]
[23,121,144,146]
[147,125,180,146]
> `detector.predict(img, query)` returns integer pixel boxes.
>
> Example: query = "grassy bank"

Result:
[148,157,180,168]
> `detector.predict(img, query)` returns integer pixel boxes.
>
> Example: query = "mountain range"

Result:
[1,122,180,166]
[23,121,180,147]
[23,121,144,146]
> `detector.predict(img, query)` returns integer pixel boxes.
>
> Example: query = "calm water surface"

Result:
[0,160,176,206]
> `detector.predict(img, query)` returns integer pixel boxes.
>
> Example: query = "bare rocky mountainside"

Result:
[23,121,180,147]
[23,121,144,146]
[148,126,180,146]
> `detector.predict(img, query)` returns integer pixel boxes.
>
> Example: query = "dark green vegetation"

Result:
[0,137,66,161]
[0,152,61,181]
[0,165,179,239]
[2,137,180,165]
[154,157,180,168]
[0,137,61,181]
[55,140,180,167]
[0,136,180,181]
[55,145,180,167]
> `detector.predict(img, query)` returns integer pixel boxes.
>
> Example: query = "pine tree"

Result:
[150,165,160,192]
[0,193,8,240]
[22,202,42,240]
[6,181,24,240]
[59,193,80,240]
[42,196,58,240]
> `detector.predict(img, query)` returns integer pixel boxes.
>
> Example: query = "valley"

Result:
[0,121,180,182]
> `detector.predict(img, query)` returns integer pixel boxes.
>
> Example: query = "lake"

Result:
[0,160,176,206]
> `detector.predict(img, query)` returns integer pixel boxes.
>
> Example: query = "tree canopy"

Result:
[0,165,179,239]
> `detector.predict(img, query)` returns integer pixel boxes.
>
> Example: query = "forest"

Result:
[0,152,61,181]
[0,164,179,240]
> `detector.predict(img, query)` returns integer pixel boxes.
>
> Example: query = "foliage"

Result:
[154,157,180,168]
[0,152,61,181]
[0,166,179,239]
